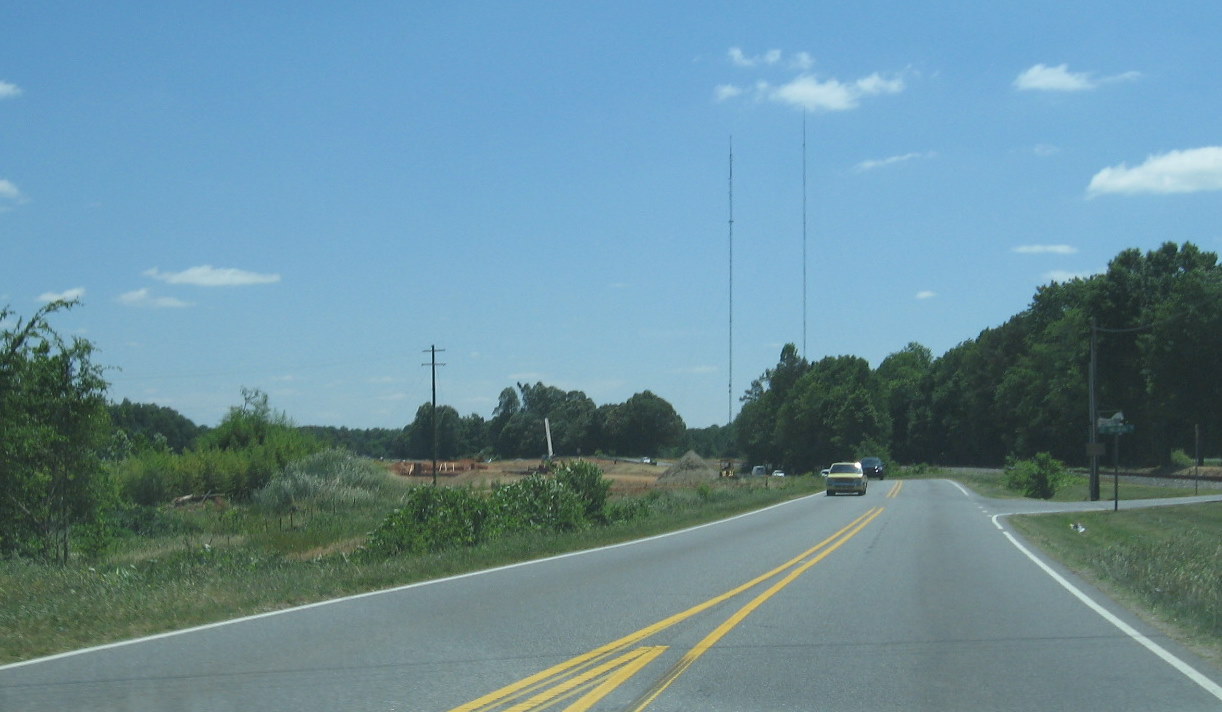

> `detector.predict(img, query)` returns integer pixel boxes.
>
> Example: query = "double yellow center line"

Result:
[451,504,887,712]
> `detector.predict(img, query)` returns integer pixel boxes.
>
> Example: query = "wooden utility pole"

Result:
[422,345,445,485]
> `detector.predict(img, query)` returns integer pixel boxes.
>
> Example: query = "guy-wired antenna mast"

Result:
[728,137,734,426]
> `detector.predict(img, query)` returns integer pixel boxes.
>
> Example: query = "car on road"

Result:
[824,461,867,496]
[771,469,786,477]
[860,456,885,479]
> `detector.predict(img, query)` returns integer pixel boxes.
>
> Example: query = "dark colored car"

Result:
[861,457,885,479]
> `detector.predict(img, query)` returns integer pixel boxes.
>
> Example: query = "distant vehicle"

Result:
[771,469,786,477]
[640,457,655,465]
[860,457,885,479]
[824,461,867,496]
[751,465,767,477]
[820,468,830,476]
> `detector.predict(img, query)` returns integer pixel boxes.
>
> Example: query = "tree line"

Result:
[736,242,1222,473]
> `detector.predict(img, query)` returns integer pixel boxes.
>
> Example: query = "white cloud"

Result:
[1014,63,1094,91]
[0,80,21,99]
[1087,146,1222,197]
[728,47,782,67]
[144,265,281,286]
[767,72,904,112]
[789,52,814,71]
[714,84,743,102]
[38,287,86,303]
[0,179,27,209]
[1034,144,1060,157]
[1014,63,1141,92]
[855,151,936,172]
[118,288,191,308]
[1013,244,1078,255]
[916,290,936,300]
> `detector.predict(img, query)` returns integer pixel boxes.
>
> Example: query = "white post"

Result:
[544,417,555,458]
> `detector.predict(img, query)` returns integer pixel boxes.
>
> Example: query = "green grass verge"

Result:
[895,466,1203,502]
[0,477,824,664]
[1009,503,1222,663]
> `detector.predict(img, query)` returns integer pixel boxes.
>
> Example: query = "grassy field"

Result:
[0,474,824,664]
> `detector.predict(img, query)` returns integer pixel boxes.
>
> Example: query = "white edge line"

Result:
[992,514,1222,702]
[0,492,820,672]
[946,480,972,498]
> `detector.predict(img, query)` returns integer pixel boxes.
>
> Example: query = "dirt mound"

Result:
[659,451,719,483]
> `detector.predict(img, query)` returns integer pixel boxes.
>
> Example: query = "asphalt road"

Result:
[3,480,1222,711]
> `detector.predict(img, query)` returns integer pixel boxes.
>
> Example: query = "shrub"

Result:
[254,449,388,513]
[362,486,490,557]
[605,496,652,523]
[1170,449,1195,469]
[489,474,587,534]
[554,460,611,523]
[1004,452,1069,499]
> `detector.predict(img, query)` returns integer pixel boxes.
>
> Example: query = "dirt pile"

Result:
[658,451,719,483]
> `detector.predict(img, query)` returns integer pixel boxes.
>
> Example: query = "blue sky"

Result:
[3,2,1220,430]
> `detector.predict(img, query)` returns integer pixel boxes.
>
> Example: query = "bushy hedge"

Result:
[361,461,612,558]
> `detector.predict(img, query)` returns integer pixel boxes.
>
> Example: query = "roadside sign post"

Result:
[1098,416,1134,511]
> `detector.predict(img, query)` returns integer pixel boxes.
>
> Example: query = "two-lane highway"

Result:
[3,480,1221,710]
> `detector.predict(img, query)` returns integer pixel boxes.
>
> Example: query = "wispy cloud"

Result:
[916,290,936,300]
[1013,244,1078,255]
[38,287,86,303]
[0,178,27,210]
[1087,146,1222,197]
[144,265,281,286]
[1033,144,1060,157]
[0,80,21,99]
[118,288,192,308]
[767,72,904,112]
[728,47,781,68]
[855,151,936,172]
[1014,63,1141,92]
[719,48,903,112]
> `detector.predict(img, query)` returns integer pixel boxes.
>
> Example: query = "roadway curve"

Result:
[3,480,1222,711]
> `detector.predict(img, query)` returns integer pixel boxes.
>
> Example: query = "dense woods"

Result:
[735,242,1222,472]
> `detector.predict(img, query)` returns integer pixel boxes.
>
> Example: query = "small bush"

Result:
[1170,449,1195,469]
[362,486,490,557]
[554,460,611,523]
[253,449,387,513]
[1004,453,1069,499]
[489,474,587,534]
[605,497,652,523]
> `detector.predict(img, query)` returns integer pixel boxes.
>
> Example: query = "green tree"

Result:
[603,391,686,456]
[109,399,201,453]
[0,301,110,561]
[874,343,932,462]
[402,402,464,460]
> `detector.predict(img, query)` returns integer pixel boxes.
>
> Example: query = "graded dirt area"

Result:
[384,457,665,494]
